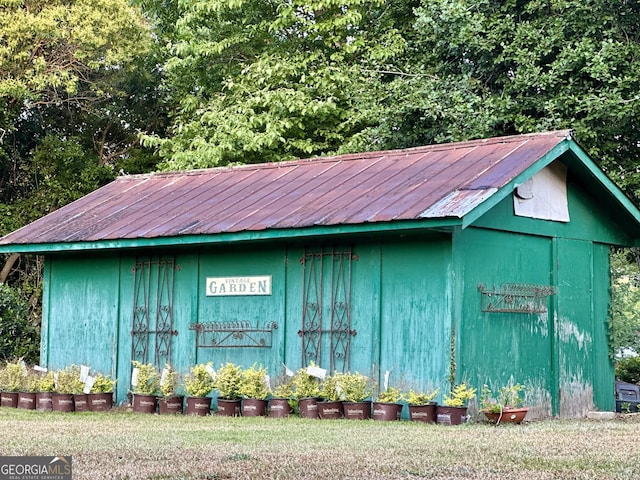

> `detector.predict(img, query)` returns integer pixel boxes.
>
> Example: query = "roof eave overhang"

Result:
[564,142,640,224]
[460,137,573,229]
[459,137,640,244]
[0,218,462,254]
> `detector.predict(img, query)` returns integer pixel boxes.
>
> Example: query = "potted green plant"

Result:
[336,371,372,420]
[318,373,343,419]
[36,371,56,411]
[269,380,294,418]
[406,387,439,423]
[211,362,241,416]
[53,365,84,412]
[158,364,183,415]
[239,364,270,417]
[185,363,216,416]
[71,368,91,413]
[291,363,322,419]
[17,370,39,410]
[0,361,26,408]
[89,372,116,411]
[480,383,528,425]
[373,386,404,421]
[131,361,160,413]
[437,383,476,425]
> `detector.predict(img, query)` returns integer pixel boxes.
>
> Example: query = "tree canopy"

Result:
[142,0,640,206]
[0,0,161,359]
[0,0,159,229]
[411,0,640,200]
[2,0,640,360]
[140,0,413,169]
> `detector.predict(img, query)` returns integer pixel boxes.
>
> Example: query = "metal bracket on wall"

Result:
[189,321,278,348]
[478,283,557,314]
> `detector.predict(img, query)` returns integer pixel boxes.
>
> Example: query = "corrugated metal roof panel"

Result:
[0,130,574,246]
[420,189,499,218]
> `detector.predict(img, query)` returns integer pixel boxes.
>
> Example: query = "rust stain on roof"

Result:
[0,130,572,245]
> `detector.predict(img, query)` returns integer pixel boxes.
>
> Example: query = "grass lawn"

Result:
[0,408,639,479]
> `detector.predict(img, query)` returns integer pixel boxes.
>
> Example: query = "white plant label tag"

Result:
[306,365,326,380]
[80,365,90,383]
[283,364,294,377]
[131,368,139,387]
[205,364,216,380]
[53,372,59,391]
[383,370,391,391]
[83,375,95,394]
[264,374,271,390]
[161,368,169,386]
[33,365,48,373]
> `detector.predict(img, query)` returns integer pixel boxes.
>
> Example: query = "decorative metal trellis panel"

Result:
[189,321,278,348]
[131,256,178,368]
[478,283,557,313]
[298,247,357,372]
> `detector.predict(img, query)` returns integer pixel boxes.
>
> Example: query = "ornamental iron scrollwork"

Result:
[299,246,357,372]
[478,283,557,314]
[189,321,278,348]
[131,256,178,369]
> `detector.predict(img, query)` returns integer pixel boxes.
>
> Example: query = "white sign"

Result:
[83,375,95,394]
[206,276,272,296]
[80,365,90,383]
[306,365,327,380]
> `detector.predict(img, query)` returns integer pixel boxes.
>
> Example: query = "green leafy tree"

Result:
[0,0,164,328]
[141,0,411,169]
[610,249,640,357]
[0,0,150,111]
[140,0,640,208]
[0,284,39,363]
[409,0,640,200]
[615,356,640,384]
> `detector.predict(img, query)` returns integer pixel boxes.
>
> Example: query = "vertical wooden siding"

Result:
[456,185,615,416]
[284,237,452,394]
[554,239,613,415]
[455,228,556,417]
[40,213,612,413]
[378,237,452,395]
[44,254,121,376]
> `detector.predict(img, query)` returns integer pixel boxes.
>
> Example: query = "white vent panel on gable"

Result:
[513,161,570,222]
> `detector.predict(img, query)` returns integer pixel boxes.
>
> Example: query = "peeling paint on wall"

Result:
[524,380,553,419]
[532,312,549,337]
[560,373,594,417]
[558,317,592,350]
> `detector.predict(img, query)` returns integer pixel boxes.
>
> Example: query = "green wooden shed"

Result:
[2,130,639,417]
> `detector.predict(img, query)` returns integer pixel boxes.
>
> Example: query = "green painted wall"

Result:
[454,175,615,416]
[453,228,556,416]
[44,254,120,376]
[114,252,199,402]
[38,174,615,414]
[195,246,286,373]
[42,236,454,404]
[554,239,613,415]
[378,237,451,396]
[283,237,451,395]
[284,244,381,377]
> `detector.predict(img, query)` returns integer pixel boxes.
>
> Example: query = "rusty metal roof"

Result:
[0,130,577,247]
